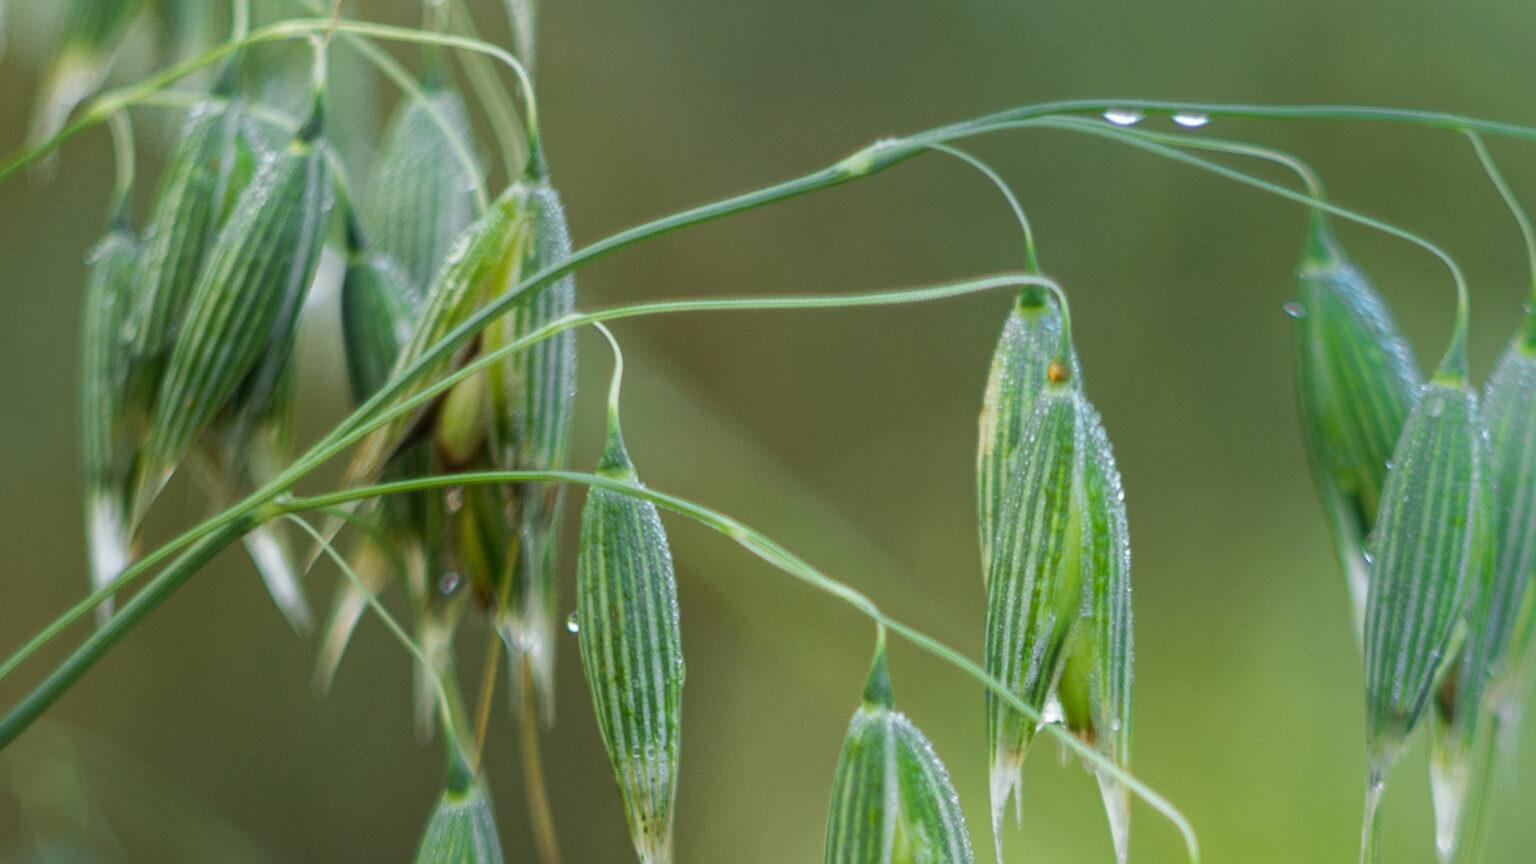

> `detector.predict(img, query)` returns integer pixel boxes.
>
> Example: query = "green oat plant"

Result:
[4,1,1536,862]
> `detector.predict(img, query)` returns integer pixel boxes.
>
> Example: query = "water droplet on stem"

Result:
[1102,109,1145,127]
[1172,112,1210,128]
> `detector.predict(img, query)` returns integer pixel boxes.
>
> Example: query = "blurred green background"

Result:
[4,0,1536,861]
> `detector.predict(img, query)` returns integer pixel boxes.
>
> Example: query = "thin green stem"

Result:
[925,142,1039,273]
[290,2,489,210]
[0,15,490,208]
[593,321,625,422]
[311,17,540,164]
[326,276,1053,487]
[0,516,254,750]
[912,99,1536,148]
[233,0,250,41]
[998,115,1472,382]
[448,0,530,180]
[105,109,134,214]
[1099,122,1331,237]
[316,502,410,585]
[1467,131,1536,347]
[0,277,1043,692]
[130,89,301,133]
[278,470,1200,863]
[285,514,467,745]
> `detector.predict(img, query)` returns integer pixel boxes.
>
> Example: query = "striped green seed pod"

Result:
[79,210,140,623]
[28,0,145,156]
[984,370,1088,850]
[1475,327,1536,704]
[825,644,974,864]
[1424,323,1536,862]
[347,187,530,487]
[977,287,1066,579]
[1362,378,1493,788]
[1291,224,1422,641]
[493,177,578,727]
[340,216,416,405]
[134,110,334,523]
[369,86,482,300]
[128,88,263,398]
[1055,404,1134,864]
[577,415,684,864]
[413,777,506,864]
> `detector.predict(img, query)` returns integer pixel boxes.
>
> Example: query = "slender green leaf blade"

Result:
[1292,230,1422,641]
[577,422,684,864]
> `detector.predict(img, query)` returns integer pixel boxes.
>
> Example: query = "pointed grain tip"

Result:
[861,639,894,709]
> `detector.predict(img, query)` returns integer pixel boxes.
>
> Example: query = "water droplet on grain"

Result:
[566,612,580,634]
[1172,112,1210,128]
[1102,109,1145,127]
[1283,301,1307,319]
[438,572,461,595]
[1428,397,1444,418]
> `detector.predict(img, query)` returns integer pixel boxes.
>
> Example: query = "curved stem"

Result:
[130,89,301,133]
[313,18,540,163]
[105,109,135,215]
[925,143,1039,273]
[912,99,1536,149]
[1094,122,1330,236]
[0,516,254,750]
[0,276,1045,692]
[233,0,250,42]
[290,1,488,210]
[277,470,1201,863]
[286,515,470,747]
[1,16,491,208]
[1467,131,1536,346]
[997,115,1472,382]
[517,656,563,864]
[447,0,530,180]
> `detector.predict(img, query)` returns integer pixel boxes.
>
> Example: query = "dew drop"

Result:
[566,611,580,634]
[439,571,461,595]
[1427,397,1444,418]
[1102,109,1145,127]
[1283,301,1307,319]
[1524,301,1533,315]
[445,488,464,514]
[1171,111,1210,128]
